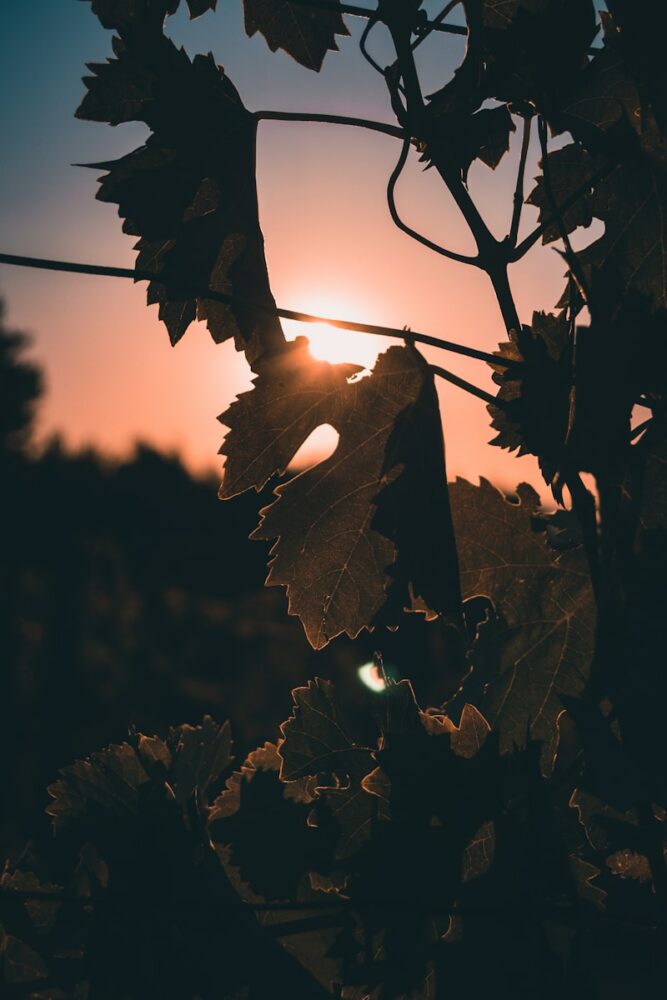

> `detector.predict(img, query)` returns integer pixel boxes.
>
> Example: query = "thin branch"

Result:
[0,251,521,369]
[508,114,532,248]
[254,110,405,140]
[430,364,499,406]
[566,471,600,600]
[387,141,479,265]
[359,13,384,75]
[411,0,462,51]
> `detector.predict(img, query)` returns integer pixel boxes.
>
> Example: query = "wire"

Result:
[288,0,468,35]
[0,251,519,370]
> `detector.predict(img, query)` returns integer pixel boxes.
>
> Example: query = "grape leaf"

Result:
[526,142,598,244]
[243,0,349,72]
[488,311,571,488]
[219,343,460,648]
[209,742,335,899]
[0,929,48,984]
[425,104,516,181]
[77,32,284,360]
[481,0,597,109]
[278,678,379,861]
[448,478,595,770]
[83,0,216,30]
[47,716,231,830]
[278,677,374,784]
[167,716,233,804]
[555,42,667,311]
[0,871,62,933]
[336,686,497,999]
[604,1,667,132]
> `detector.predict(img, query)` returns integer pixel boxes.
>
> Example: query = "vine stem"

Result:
[411,0,462,51]
[387,141,479,265]
[0,251,520,369]
[508,114,532,248]
[385,10,522,338]
[430,365,498,405]
[536,116,589,302]
[254,109,406,140]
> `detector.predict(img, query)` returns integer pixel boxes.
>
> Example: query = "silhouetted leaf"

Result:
[425,105,515,180]
[558,41,667,310]
[448,478,595,770]
[244,0,349,71]
[47,716,231,830]
[569,854,606,909]
[577,143,667,312]
[278,679,381,863]
[0,871,62,933]
[604,1,667,132]
[77,32,284,359]
[209,742,335,899]
[462,819,495,882]
[167,715,233,805]
[482,0,597,109]
[488,311,571,487]
[220,343,459,648]
[338,686,497,999]
[526,142,598,243]
[0,929,48,984]
[83,0,216,30]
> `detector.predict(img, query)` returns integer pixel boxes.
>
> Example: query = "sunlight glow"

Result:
[357,662,387,693]
[281,290,391,369]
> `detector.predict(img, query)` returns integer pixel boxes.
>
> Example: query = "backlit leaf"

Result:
[279,677,374,784]
[448,477,595,770]
[219,343,460,648]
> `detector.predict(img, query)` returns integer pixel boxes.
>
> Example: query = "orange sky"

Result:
[1,2,586,500]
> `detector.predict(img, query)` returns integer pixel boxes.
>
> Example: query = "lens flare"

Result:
[357,662,387,693]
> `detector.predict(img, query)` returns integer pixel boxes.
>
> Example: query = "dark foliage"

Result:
[4,0,667,996]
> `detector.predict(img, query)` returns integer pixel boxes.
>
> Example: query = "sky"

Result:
[0,0,585,495]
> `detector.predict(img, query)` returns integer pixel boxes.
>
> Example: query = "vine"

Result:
[2,0,667,997]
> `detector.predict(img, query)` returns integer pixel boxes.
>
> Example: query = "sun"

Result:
[281,292,391,370]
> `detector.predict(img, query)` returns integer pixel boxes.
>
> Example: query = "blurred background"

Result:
[0,304,466,858]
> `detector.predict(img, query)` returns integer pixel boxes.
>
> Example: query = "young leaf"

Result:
[219,343,460,648]
[448,478,595,770]
[77,32,284,359]
[243,0,349,72]
[278,677,374,785]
